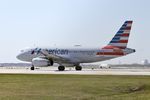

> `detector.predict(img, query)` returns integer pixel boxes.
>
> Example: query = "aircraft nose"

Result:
[16,53,22,60]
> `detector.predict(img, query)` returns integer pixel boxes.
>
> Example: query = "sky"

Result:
[0,0,149,64]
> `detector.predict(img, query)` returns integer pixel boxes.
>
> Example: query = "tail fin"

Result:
[108,21,133,49]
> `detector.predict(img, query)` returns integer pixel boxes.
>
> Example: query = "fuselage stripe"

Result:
[96,52,124,55]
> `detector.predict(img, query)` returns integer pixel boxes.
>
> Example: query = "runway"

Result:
[1,67,150,75]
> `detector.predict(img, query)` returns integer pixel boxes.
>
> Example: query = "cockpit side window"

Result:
[20,48,31,53]
[21,50,24,52]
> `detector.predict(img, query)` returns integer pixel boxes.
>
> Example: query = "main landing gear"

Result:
[30,66,35,70]
[58,66,65,71]
[57,65,82,71]
[75,66,82,71]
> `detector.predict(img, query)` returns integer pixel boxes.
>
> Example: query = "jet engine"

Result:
[32,57,53,67]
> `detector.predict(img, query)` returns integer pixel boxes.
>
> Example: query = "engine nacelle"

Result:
[32,57,53,67]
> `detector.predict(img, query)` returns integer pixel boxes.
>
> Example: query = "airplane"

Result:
[17,21,135,71]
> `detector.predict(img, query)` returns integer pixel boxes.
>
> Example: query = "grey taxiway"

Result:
[1,67,150,75]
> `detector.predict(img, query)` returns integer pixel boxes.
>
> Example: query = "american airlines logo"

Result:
[46,49,68,55]
[31,48,68,55]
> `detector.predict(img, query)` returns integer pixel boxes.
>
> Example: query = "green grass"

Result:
[0,74,150,100]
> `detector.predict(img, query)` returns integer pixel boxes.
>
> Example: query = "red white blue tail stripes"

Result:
[108,21,133,49]
[97,21,133,56]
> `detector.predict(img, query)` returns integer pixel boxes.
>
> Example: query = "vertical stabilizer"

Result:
[108,21,133,49]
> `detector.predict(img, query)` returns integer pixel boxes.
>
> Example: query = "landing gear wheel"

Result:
[58,66,65,71]
[31,66,35,70]
[75,66,82,71]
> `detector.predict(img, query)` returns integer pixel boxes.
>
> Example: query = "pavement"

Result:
[0,67,150,75]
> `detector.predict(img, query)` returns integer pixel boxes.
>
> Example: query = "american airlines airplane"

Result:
[17,21,135,71]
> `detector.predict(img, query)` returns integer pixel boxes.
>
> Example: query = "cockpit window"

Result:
[21,50,24,52]
[20,47,31,53]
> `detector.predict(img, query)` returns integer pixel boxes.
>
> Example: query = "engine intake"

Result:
[32,57,53,67]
